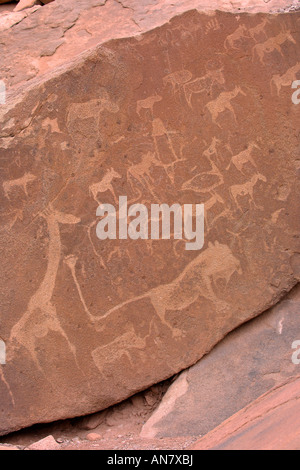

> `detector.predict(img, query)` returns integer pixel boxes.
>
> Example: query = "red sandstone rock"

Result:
[0,3,299,436]
[86,433,102,441]
[27,435,60,450]
[141,285,300,438]
[190,375,300,450]
[0,444,20,450]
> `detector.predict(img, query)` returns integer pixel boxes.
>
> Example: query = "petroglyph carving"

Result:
[152,118,181,182]
[136,95,162,117]
[205,18,220,35]
[64,255,95,323]
[252,30,296,64]
[89,169,121,204]
[3,173,36,199]
[163,70,193,93]
[203,137,221,160]
[127,152,165,199]
[182,159,224,194]
[183,67,225,107]
[92,325,151,371]
[204,192,231,230]
[227,142,259,173]
[9,205,81,373]
[248,18,270,40]
[230,173,267,210]
[67,91,119,125]
[205,86,246,124]
[97,242,241,337]
[271,63,300,95]
[224,24,248,50]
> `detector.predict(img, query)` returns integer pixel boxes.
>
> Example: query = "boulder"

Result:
[14,1,42,13]
[141,284,300,438]
[190,375,300,450]
[27,435,60,450]
[0,5,299,435]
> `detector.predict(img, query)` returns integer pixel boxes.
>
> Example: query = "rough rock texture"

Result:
[27,435,60,450]
[141,284,300,438]
[0,7,299,435]
[0,1,299,89]
[190,375,300,450]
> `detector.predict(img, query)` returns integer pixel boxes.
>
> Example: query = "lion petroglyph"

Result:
[95,242,241,337]
[8,205,82,375]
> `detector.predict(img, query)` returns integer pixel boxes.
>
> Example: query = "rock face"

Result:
[0,7,299,435]
[0,1,299,86]
[190,375,300,450]
[141,285,300,438]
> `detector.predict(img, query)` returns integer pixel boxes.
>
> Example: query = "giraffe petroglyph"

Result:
[8,205,82,375]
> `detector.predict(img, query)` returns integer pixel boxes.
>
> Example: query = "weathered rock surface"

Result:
[141,284,300,438]
[27,435,60,450]
[0,7,299,435]
[0,1,299,88]
[190,375,300,450]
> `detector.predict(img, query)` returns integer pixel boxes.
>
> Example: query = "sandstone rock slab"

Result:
[190,375,300,450]
[141,284,300,438]
[0,1,298,88]
[0,9,299,435]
